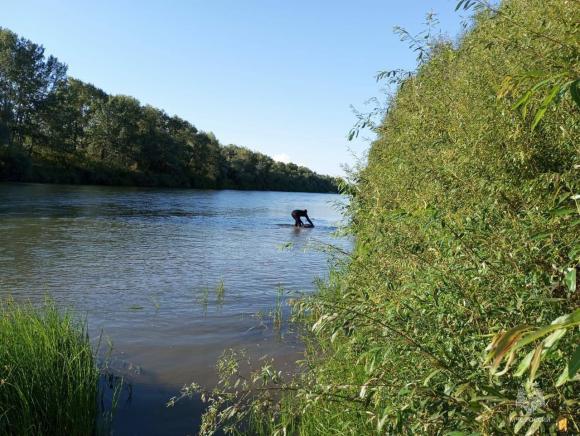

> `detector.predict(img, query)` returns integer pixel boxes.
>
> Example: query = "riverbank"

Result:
[286,0,579,432]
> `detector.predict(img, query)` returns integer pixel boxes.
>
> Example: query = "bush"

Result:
[276,0,579,434]
[185,1,578,434]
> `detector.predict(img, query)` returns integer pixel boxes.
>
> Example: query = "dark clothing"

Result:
[291,211,302,226]
[291,209,313,227]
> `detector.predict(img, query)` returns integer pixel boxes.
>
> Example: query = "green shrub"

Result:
[275,0,579,434]
[184,1,578,434]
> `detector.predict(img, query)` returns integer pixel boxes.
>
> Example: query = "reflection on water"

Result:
[0,183,348,435]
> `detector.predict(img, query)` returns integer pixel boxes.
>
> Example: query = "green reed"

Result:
[215,280,225,307]
[272,287,284,331]
[0,298,100,435]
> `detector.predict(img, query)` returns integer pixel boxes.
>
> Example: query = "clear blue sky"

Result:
[2,0,466,176]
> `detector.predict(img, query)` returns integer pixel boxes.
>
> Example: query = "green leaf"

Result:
[543,328,566,349]
[556,364,570,387]
[531,107,547,130]
[523,70,549,78]
[568,345,580,379]
[550,207,576,217]
[423,369,441,386]
[524,417,542,436]
[564,268,576,293]
[530,78,551,92]
[528,344,543,382]
[569,244,580,261]
[530,232,551,241]
[452,382,471,399]
[455,0,466,11]
[377,411,389,432]
[514,416,528,434]
[565,308,580,324]
[512,90,531,110]
[514,350,534,377]
[540,84,561,107]
[330,329,341,343]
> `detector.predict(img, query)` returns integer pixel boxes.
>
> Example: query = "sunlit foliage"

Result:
[177,0,578,434]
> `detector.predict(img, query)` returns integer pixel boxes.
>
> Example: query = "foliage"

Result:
[485,308,580,387]
[279,0,579,433]
[168,350,289,436]
[0,27,339,193]
[0,298,100,435]
[181,0,579,434]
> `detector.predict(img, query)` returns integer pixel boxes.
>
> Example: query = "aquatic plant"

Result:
[0,298,100,435]
[216,280,226,307]
[196,287,210,315]
[127,304,144,311]
[272,287,285,332]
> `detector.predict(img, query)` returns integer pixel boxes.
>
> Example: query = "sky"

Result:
[2,0,466,176]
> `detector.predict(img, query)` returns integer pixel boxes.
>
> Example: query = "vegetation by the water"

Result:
[175,0,579,434]
[0,299,100,435]
[0,28,338,193]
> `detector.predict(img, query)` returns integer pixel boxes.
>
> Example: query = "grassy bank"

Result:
[187,0,578,434]
[0,299,100,435]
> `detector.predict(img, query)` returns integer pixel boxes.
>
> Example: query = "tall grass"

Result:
[0,298,100,435]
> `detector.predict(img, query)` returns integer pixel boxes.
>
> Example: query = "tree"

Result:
[85,95,142,167]
[44,78,107,154]
[0,27,67,152]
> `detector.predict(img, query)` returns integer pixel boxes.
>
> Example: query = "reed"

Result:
[0,298,100,435]
[215,280,225,307]
[272,287,284,331]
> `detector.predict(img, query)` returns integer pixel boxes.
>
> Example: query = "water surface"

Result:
[0,183,346,435]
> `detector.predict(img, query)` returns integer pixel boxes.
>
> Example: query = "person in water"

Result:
[291,209,314,227]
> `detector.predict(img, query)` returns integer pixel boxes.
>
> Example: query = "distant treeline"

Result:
[0,28,338,192]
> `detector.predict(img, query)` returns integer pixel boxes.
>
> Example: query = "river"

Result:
[0,183,347,435]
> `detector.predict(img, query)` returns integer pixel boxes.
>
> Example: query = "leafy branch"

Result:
[485,308,580,386]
